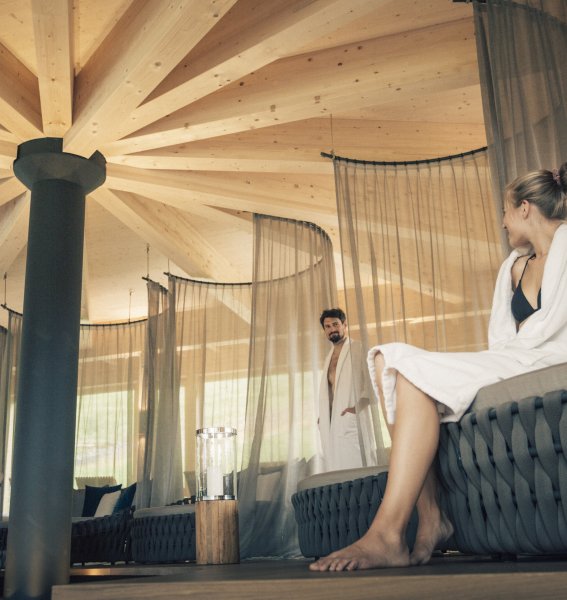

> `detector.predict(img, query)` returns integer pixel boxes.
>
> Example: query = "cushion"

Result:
[471,362,567,412]
[81,484,122,517]
[113,482,137,514]
[93,489,122,517]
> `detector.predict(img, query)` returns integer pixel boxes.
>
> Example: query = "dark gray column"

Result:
[4,138,106,600]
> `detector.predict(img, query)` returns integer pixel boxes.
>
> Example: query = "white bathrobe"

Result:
[368,223,567,424]
[318,338,377,470]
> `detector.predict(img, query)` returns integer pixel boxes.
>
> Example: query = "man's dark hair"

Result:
[319,308,346,328]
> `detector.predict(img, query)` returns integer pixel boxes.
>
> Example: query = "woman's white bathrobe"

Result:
[368,223,567,424]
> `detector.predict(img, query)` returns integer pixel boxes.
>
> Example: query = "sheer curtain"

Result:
[168,275,253,502]
[0,310,145,514]
[239,214,336,557]
[166,214,336,557]
[75,319,146,490]
[332,149,502,442]
[0,312,21,516]
[474,0,567,217]
[137,281,183,508]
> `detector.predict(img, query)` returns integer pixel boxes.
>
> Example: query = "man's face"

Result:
[322,317,347,344]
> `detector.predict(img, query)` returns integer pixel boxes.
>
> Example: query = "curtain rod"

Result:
[1,303,147,326]
[164,273,253,287]
[321,146,487,166]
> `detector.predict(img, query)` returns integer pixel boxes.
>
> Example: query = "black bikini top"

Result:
[511,255,541,323]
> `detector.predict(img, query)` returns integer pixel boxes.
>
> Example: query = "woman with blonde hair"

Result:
[310,162,567,571]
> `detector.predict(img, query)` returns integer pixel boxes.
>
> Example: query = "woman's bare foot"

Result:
[309,529,410,572]
[409,510,453,565]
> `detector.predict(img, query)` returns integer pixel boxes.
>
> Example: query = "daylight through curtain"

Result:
[137,281,183,508]
[1,310,145,515]
[0,312,21,516]
[238,214,336,558]
[332,149,502,442]
[74,319,146,490]
[168,214,336,557]
[474,0,567,219]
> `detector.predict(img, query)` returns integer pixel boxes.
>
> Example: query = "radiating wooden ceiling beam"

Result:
[0,141,18,171]
[64,0,238,157]
[115,0,386,140]
[0,177,27,208]
[31,0,73,136]
[0,193,30,277]
[107,154,333,174]
[103,18,477,155]
[0,43,42,139]
[92,187,246,282]
[105,163,337,226]
[105,164,254,233]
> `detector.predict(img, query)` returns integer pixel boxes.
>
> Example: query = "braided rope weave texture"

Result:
[291,472,418,558]
[70,508,133,565]
[438,389,567,555]
[130,511,196,563]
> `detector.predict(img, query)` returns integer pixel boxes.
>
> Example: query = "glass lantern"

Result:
[196,427,237,500]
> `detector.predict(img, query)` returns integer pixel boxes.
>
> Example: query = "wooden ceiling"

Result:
[0,0,486,323]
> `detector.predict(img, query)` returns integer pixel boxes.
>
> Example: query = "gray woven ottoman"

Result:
[291,466,418,558]
[130,504,196,563]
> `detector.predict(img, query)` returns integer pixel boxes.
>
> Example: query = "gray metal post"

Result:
[4,138,106,600]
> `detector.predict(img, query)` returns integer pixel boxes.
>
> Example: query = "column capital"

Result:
[13,137,106,194]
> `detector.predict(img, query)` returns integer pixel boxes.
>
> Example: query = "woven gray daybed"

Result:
[437,362,567,556]
[291,466,418,558]
[292,362,567,559]
[130,503,196,563]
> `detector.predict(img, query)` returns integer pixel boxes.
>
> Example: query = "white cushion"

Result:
[93,489,122,517]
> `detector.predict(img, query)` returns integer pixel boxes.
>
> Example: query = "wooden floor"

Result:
[45,554,567,600]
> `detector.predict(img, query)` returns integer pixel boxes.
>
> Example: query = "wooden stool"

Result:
[196,499,240,564]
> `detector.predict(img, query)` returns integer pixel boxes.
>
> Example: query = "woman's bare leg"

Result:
[410,466,453,565]
[309,369,440,571]
[373,352,452,566]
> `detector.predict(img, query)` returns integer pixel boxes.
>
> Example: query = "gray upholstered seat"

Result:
[130,503,196,563]
[291,465,420,558]
[437,362,567,556]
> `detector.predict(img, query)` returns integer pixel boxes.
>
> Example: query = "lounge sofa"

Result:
[293,362,567,559]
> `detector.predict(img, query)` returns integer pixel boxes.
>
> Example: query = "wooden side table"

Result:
[196,499,240,565]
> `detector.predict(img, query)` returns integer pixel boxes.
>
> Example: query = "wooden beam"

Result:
[107,154,333,175]
[31,0,73,136]
[0,43,42,139]
[91,187,246,281]
[105,163,338,226]
[114,0,387,139]
[0,193,30,276]
[103,18,478,155]
[0,177,27,208]
[64,0,238,157]
[0,140,18,171]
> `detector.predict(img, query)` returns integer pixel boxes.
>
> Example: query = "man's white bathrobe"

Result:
[318,338,377,471]
[368,223,567,424]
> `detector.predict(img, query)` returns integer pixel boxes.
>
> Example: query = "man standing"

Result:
[318,308,377,471]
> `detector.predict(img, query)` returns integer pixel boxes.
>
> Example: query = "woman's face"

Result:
[502,197,529,247]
